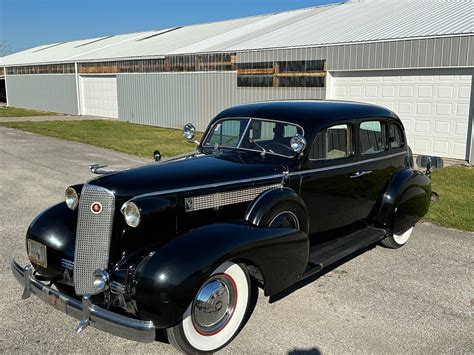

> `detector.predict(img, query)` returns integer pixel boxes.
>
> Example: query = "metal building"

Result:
[1,0,473,163]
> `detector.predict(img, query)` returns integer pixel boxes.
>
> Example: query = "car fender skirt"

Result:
[376,169,431,234]
[133,223,309,328]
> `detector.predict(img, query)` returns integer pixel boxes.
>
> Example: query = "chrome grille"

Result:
[74,185,115,295]
[184,184,281,212]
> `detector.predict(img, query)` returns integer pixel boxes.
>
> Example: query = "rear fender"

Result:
[133,222,309,328]
[376,169,431,234]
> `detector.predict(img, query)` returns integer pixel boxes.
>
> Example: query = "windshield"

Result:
[202,118,303,158]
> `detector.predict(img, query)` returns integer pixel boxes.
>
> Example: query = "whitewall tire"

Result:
[166,261,252,354]
[380,227,414,249]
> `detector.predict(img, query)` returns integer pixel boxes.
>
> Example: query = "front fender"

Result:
[133,223,308,328]
[245,187,307,226]
[26,202,77,278]
[376,169,431,234]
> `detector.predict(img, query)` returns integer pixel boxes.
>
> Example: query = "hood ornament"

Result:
[89,164,116,175]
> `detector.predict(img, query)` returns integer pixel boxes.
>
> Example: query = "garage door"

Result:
[81,75,118,118]
[330,69,472,160]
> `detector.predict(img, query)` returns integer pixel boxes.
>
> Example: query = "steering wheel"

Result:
[261,142,293,155]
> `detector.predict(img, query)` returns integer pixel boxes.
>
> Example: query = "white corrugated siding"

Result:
[6,74,78,114]
[116,72,325,131]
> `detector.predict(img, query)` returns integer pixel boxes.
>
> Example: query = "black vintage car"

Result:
[12,101,431,353]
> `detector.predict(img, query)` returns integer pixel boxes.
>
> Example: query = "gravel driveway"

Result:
[0,127,472,353]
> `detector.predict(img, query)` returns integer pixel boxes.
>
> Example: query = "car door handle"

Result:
[350,170,373,179]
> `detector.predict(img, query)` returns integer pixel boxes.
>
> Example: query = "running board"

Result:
[299,226,387,280]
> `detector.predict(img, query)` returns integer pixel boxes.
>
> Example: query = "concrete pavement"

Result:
[0,127,472,353]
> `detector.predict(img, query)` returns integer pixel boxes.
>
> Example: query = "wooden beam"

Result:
[237,68,274,75]
[274,71,327,77]
[273,62,280,88]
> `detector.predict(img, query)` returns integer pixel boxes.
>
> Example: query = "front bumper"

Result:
[11,259,156,343]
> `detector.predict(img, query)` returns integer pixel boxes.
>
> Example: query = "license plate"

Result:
[27,240,47,268]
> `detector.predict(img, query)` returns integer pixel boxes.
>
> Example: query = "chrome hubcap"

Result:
[192,275,236,335]
[269,211,300,230]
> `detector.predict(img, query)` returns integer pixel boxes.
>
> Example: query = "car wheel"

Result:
[380,227,414,249]
[166,261,252,354]
[260,201,309,234]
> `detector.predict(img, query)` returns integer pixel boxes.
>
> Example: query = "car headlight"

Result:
[121,201,141,228]
[65,187,79,210]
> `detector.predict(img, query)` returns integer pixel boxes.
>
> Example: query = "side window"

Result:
[389,123,404,149]
[310,124,352,160]
[359,120,387,155]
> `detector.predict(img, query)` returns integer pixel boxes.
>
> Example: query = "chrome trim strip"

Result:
[237,119,252,147]
[132,151,407,200]
[132,173,284,200]
[11,260,156,342]
[289,151,407,177]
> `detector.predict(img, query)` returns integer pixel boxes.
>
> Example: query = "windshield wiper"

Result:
[249,138,272,156]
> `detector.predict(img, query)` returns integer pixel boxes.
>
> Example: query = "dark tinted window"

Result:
[389,123,404,149]
[359,121,387,155]
[310,124,352,160]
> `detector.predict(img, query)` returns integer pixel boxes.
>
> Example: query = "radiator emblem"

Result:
[90,202,103,214]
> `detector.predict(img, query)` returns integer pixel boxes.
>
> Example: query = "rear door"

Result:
[353,119,393,222]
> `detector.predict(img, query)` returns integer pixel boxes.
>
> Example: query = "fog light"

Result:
[93,269,109,292]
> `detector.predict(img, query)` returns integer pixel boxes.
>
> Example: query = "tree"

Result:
[0,41,12,57]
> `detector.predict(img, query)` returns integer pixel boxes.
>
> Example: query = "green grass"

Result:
[0,119,472,231]
[0,106,59,117]
[0,120,199,158]
[424,166,474,231]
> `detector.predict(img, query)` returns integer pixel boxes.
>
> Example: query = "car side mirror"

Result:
[153,150,161,162]
[290,134,306,154]
[183,123,199,145]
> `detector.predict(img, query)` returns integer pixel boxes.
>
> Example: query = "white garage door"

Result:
[81,75,118,118]
[330,69,472,160]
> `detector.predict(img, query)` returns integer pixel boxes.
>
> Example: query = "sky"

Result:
[0,0,341,54]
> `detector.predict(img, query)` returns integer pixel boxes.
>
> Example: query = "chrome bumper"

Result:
[11,259,156,343]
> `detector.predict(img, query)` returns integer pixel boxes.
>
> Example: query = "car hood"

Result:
[88,151,287,200]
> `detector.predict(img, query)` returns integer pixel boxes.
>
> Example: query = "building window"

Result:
[78,53,237,74]
[237,60,326,88]
[6,64,75,75]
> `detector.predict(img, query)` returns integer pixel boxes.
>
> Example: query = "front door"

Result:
[300,122,360,233]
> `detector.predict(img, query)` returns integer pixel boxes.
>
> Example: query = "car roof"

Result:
[213,100,400,133]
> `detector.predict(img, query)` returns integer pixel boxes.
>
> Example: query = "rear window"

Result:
[359,121,387,155]
[389,123,404,149]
